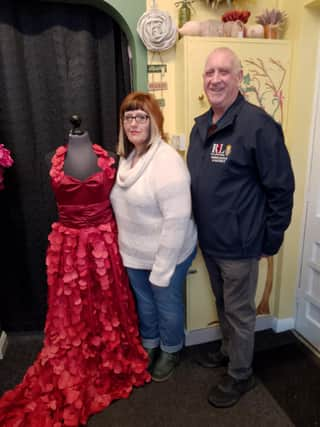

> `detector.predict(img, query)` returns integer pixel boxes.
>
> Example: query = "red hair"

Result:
[118,92,168,157]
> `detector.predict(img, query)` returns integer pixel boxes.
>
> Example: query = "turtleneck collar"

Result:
[116,137,162,188]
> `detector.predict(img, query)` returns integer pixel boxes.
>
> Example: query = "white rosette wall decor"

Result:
[137,2,178,52]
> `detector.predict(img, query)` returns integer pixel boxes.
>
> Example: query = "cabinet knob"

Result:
[198,94,205,101]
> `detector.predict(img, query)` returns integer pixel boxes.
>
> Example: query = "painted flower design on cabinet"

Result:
[241,57,287,125]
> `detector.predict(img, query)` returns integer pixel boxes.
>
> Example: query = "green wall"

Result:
[42,0,147,90]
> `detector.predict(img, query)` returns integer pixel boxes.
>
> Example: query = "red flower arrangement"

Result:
[0,144,14,190]
[222,9,251,23]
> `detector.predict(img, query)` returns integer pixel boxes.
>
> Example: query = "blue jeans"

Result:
[127,248,196,353]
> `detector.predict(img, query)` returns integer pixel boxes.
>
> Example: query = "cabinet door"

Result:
[186,248,217,331]
[186,249,276,331]
[177,36,291,149]
[178,37,291,331]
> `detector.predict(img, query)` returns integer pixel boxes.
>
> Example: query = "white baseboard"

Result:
[0,331,8,359]
[185,315,294,347]
[185,325,222,346]
[255,314,274,331]
[272,317,295,332]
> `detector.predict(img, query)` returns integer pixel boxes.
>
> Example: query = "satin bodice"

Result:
[50,144,116,228]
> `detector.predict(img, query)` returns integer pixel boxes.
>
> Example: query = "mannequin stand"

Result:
[0,330,8,359]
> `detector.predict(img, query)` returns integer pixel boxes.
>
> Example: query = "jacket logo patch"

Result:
[210,144,231,163]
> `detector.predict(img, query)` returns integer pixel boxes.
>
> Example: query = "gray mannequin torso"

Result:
[63,132,101,180]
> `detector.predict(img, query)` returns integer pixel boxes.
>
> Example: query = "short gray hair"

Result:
[204,47,242,74]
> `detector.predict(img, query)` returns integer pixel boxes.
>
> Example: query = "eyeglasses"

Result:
[123,113,149,124]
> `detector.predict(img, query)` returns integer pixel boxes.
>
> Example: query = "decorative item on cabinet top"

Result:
[179,19,265,39]
[255,8,288,39]
[202,0,233,7]
[175,0,196,28]
[201,0,256,9]
[178,8,266,40]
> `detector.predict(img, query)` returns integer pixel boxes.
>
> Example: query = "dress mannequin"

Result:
[63,115,100,180]
[64,131,101,180]
[0,119,150,427]
[45,115,118,176]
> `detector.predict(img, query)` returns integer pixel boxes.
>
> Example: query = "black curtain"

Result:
[0,1,131,331]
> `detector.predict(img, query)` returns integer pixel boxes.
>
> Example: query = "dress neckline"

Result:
[50,144,115,184]
[63,170,103,184]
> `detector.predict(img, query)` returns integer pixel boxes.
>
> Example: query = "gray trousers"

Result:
[202,253,259,380]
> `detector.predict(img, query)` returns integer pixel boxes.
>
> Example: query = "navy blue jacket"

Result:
[187,94,295,259]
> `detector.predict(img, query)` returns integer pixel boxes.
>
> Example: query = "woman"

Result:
[111,92,197,382]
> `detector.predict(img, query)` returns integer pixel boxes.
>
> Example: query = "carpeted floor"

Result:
[0,330,319,427]
[253,331,320,427]
[88,341,293,427]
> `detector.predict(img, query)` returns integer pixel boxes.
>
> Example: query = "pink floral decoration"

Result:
[0,144,14,190]
[0,144,13,167]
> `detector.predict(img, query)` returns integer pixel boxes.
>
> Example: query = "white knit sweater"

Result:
[110,138,197,287]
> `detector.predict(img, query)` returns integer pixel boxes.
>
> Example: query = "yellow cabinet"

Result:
[176,36,291,333]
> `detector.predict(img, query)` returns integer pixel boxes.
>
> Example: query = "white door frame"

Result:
[295,31,320,350]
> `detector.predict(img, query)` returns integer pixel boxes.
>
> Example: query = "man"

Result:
[187,47,294,408]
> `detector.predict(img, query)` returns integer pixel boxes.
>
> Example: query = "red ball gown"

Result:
[0,145,150,427]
